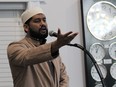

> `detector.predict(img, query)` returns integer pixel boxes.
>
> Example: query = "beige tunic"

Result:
[7,36,69,87]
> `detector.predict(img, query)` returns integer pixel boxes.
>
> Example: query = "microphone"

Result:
[49,30,106,87]
[49,31,57,37]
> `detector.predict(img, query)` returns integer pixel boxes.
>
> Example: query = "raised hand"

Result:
[51,28,78,53]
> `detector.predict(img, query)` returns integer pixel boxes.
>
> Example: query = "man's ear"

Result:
[23,24,29,33]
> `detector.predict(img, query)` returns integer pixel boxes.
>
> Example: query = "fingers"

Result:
[64,31,73,37]
[57,28,61,35]
[68,33,78,42]
[68,32,78,37]
[63,31,78,39]
[57,28,78,41]
[57,28,77,37]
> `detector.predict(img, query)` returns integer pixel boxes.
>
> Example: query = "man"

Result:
[7,7,78,87]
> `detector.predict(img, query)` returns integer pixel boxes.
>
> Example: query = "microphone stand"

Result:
[67,43,106,87]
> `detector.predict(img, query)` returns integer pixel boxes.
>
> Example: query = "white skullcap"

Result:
[21,7,44,24]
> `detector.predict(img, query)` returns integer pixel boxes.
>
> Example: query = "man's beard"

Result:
[29,25,48,40]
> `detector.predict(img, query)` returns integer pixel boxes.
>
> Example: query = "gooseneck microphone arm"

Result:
[66,43,106,87]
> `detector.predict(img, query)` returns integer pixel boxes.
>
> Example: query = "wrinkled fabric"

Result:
[7,36,69,87]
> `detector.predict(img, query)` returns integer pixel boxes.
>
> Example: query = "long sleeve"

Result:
[7,41,54,67]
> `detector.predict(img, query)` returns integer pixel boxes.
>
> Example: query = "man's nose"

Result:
[40,20,46,25]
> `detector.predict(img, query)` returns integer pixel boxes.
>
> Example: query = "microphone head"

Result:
[49,30,57,37]
[49,30,54,36]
